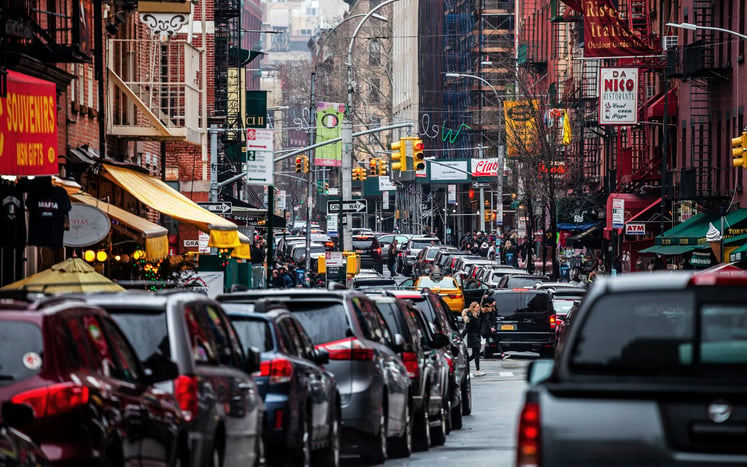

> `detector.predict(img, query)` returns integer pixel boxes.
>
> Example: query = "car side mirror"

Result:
[143,354,180,384]
[430,333,450,349]
[1,402,34,429]
[392,333,406,353]
[527,359,555,385]
[245,346,261,374]
[310,348,330,365]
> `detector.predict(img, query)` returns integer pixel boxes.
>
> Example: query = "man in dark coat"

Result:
[462,302,486,376]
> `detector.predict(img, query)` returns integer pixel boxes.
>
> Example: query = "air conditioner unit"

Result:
[662,35,678,50]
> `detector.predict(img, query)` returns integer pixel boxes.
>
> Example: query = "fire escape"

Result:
[444,0,475,160]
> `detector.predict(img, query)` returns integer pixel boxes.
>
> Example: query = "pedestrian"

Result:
[487,241,496,261]
[271,269,284,288]
[462,302,486,376]
[387,239,399,277]
[280,267,294,288]
[481,295,508,359]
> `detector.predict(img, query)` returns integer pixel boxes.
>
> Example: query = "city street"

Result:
[348,355,532,467]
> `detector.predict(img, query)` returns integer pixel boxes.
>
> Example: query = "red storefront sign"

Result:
[471,158,499,177]
[582,0,658,58]
[0,71,58,176]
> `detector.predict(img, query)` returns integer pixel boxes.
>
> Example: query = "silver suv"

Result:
[82,291,265,467]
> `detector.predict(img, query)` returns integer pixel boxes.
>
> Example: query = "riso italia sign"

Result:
[0,71,58,176]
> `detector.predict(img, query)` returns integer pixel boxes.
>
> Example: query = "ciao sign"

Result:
[537,162,567,178]
[471,158,499,177]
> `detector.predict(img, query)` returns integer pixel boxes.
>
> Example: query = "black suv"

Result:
[485,289,557,357]
[353,235,384,274]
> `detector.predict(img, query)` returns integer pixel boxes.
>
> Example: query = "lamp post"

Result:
[445,72,504,235]
[666,22,747,40]
[340,0,399,252]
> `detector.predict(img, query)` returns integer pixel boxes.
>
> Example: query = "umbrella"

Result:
[1,257,125,294]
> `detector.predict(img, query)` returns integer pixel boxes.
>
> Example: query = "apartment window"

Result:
[370,78,381,103]
[369,39,382,66]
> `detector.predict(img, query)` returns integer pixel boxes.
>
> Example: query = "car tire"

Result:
[361,412,387,464]
[461,376,472,416]
[450,384,463,430]
[313,413,340,467]
[430,401,447,446]
[288,412,312,467]
[387,402,412,458]
[412,397,430,452]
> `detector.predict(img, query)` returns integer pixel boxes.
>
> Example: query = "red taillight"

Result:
[174,375,199,422]
[448,293,462,299]
[549,315,556,330]
[445,356,455,374]
[259,358,294,384]
[402,351,419,379]
[325,241,334,248]
[517,402,541,467]
[317,337,375,361]
[376,247,382,254]
[274,408,284,430]
[12,383,89,418]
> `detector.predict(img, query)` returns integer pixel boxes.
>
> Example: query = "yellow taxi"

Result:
[413,275,464,313]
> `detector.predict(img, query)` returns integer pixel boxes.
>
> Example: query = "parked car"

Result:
[496,273,549,289]
[0,296,189,466]
[432,250,472,275]
[399,237,442,276]
[216,289,411,464]
[411,275,465,314]
[520,271,747,466]
[484,288,557,358]
[352,235,384,274]
[386,289,471,427]
[352,275,399,290]
[289,243,326,266]
[81,291,265,467]
[220,300,340,467]
[377,234,412,263]
[0,402,51,467]
[366,294,453,450]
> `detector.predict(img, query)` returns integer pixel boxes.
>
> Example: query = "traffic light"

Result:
[369,158,379,176]
[324,182,329,194]
[359,166,367,181]
[390,139,405,172]
[303,155,310,173]
[379,160,388,176]
[295,156,303,173]
[412,138,425,171]
[732,131,747,167]
[468,189,475,199]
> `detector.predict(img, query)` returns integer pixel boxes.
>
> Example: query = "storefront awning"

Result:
[656,209,747,246]
[647,88,678,120]
[71,192,169,260]
[103,164,240,249]
[566,221,605,243]
[231,232,252,260]
[625,197,662,224]
[639,244,704,255]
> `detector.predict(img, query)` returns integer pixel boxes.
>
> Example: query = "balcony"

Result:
[107,38,202,145]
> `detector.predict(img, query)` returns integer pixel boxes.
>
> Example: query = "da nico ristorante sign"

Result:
[0,71,59,176]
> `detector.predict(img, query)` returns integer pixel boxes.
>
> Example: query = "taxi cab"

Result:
[413,275,465,313]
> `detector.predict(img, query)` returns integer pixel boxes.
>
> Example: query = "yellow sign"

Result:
[503,100,539,157]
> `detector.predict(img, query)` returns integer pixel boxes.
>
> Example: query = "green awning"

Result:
[655,212,719,246]
[730,243,747,262]
[639,244,703,255]
[724,233,747,245]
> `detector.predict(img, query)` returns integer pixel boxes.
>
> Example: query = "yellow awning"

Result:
[231,232,252,260]
[71,192,170,261]
[103,164,240,249]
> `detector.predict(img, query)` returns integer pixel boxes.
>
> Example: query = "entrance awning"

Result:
[656,209,747,246]
[639,244,705,255]
[647,88,678,120]
[103,164,240,249]
[625,197,662,224]
[71,192,169,260]
[566,221,605,243]
[231,232,252,260]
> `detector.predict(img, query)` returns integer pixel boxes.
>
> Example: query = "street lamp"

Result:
[666,22,747,40]
[445,72,504,234]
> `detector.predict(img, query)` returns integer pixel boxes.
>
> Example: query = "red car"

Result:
[0,297,188,467]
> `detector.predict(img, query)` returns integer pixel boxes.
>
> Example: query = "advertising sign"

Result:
[625,223,645,235]
[447,184,456,204]
[245,128,274,185]
[612,198,625,229]
[431,160,468,182]
[315,102,345,167]
[383,191,389,210]
[599,68,639,125]
[379,176,396,191]
[582,0,658,58]
[0,71,59,176]
[63,204,111,247]
[471,158,500,177]
[503,100,539,157]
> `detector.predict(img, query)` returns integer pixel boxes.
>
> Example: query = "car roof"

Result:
[217,289,361,303]
[75,290,213,309]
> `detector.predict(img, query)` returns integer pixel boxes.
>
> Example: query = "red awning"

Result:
[647,88,678,120]
[604,193,660,239]
[625,197,662,224]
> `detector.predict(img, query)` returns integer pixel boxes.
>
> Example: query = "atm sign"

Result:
[625,223,645,235]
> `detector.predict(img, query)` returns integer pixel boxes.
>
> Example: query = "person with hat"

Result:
[481,294,509,359]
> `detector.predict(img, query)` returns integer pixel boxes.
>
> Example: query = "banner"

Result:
[447,184,456,204]
[315,102,345,167]
[430,160,468,182]
[599,68,639,125]
[503,100,538,157]
[0,71,59,176]
[583,0,658,58]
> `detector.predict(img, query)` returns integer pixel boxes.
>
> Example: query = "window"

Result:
[203,304,237,367]
[82,315,116,376]
[276,319,298,356]
[227,314,273,352]
[291,318,315,357]
[369,77,381,103]
[369,39,382,66]
[100,318,143,383]
[0,321,43,386]
[285,301,350,345]
[184,304,219,365]
[279,318,305,357]
[107,308,170,362]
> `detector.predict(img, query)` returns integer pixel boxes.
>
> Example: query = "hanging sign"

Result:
[599,68,639,125]
[625,223,645,235]
[612,198,625,229]
[447,184,456,204]
[245,128,274,186]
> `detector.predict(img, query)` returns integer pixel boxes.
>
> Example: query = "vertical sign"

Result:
[245,128,274,186]
[383,191,390,210]
[447,184,456,204]
[612,198,625,229]
[276,190,286,212]
[315,102,345,167]
[245,90,268,128]
[599,68,638,125]
[198,231,210,253]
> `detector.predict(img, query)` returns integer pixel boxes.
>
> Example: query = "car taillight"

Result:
[12,382,89,418]
[174,375,199,422]
[317,337,375,361]
[549,315,556,330]
[402,351,419,379]
[445,355,455,374]
[325,241,335,248]
[516,402,541,467]
[448,293,462,299]
[376,247,382,254]
[259,358,294,384]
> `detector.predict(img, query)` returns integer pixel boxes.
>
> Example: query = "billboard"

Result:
[315,102,345,167]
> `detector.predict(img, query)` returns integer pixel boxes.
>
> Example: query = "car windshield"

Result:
[292,246,325,261]
[108,309,170,361]
[0,321,43,385]
[353,238,375,249]
[283,301,350,345]
[493,293,550,315]
[426,249,439,259]
[411,240,439,250]
[417,277,458,289]
[507,277,544,288]
[227,316,273,352]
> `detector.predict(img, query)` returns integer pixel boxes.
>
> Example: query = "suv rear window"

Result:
[0,321,43,386]
[108,309,170,362]
[284,301,350,345]
[410,240,439,250]
[493,292,551,316]
[353,237,377,249]
[417,277,458,289]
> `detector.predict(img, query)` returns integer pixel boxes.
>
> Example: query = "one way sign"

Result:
[197,202,232,214]
[327,199,368,214]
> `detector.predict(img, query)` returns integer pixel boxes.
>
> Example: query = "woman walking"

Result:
[462,302,486,376]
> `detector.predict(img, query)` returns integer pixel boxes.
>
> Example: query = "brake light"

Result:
[325,241,335,248]
[274,408,284,430]
[259,358,294,384]
[402,351,419,379]
[317,337,375,361]
[517,402,541,467]
[376,247,382,254]
[445,355,455,374]
[549,315,556,330]
[174,375,199,422]
[12,383,89,418]
[448,293,462,299]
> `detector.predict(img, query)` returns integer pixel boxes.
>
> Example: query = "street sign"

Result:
[327,199,368,214]
[197,202,232,214]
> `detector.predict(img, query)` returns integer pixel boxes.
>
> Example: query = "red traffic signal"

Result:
[468,189,474,199]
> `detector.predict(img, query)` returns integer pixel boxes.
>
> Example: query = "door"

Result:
[461,278,490,308]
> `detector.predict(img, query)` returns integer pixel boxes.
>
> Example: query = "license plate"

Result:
[500,324,516,331]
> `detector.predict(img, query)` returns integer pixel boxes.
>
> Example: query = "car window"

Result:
[279,318,305,357]
[376,302,411,341]
[66,316,96,370]
[229,315,274,352]
[417,277,458,289]
[285,301,350,345]
[0,321,43,386]
[353,237,376,249]
[493,292,550,315]
[508,277,544,288]
[369,301,394,344]
[107,308,170,362]
[378,235,393,244]
[203,304,241,367]
[426,249,439,259]
[411,297,441,333]
[100,317,143,383]
[82,314,117,376]
[291,318,315,357]
[220,312,248,368]
[184,304,219,365]
[570,291,695,374]
[695,304,747,364]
